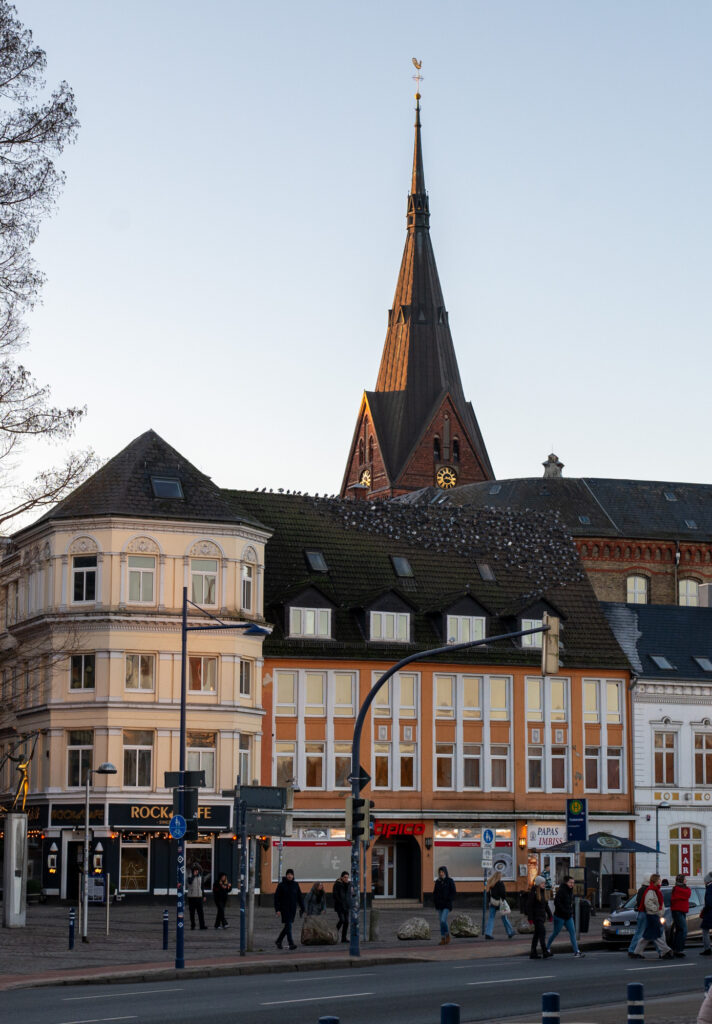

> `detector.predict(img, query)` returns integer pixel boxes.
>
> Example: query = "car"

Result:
[601,885,705,945]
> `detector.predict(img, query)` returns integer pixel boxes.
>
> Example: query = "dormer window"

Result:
[151,476,183,499]
[521,618,543,648]
[370,610,410,642]
[446,615,485,645]
[289,607,331,638]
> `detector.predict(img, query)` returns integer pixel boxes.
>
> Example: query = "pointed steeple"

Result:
[341,86,494,499]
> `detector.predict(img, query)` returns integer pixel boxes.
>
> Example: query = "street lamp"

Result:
[175,586,270,970]
[82,761,117,942]
[655,801,671,876]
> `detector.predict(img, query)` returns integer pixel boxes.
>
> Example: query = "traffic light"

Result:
[541,612,560,676]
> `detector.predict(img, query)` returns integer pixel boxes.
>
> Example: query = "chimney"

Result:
[542,453,564,479]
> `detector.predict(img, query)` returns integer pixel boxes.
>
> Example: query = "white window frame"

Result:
[333,671,355,717]
[275,671,297,716]
[434,674,455,718]
[463,743,482,790]
[304,742,325,789]
[187,732,216,789]
[239,734,252,783]
[67,730,93,787]
[584,746,600,792]
[583,679,600,723]
[446,614,485,645]
[370,610,410,642]
[626,574,649,604]
[399,742,417,789]
[695,732,712,786]
[521,618,543,647]
[372,679,391,717]
[607,746,623,792]
[188,655,217,693]
[239,659,252,697]
[679,578,700,607]
[125,653,155,692]
[289,606,332,639]
[191,558,218,607]
[606,680,622,723]
[334,743,352,789]
[526,678,543,721]
[490,744,510,790]
[527,745,544,791]
[654,729,677,786]
[241,562,254,611]
[70,653,95,691]
[275,741,296,787]
[373,742,391,789]
[128,555,156,604]
[488,676,510,721]
[122,730,153,788]
[72,555,97,604]
[304,671,326,716]
[435,742,455,790]
[398,672,417,718]
[551,745,568,791]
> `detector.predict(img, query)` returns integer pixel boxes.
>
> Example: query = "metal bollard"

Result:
[705,976,712,993]
[542,992,560,1024]
[68,907,75,950]
[163,909,169,950]
[441,1003,461,1024]
[627,982,644,1024]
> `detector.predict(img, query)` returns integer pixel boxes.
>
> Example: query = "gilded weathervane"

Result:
[412,57,423,96]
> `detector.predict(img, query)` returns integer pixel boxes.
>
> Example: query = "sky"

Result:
[10,0,712,508]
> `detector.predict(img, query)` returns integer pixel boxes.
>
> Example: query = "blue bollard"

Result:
[542,992,560,1024]
[318,1018,339,1024]
[163,909,169,950]
[627,982,644,1024]
[441,1003,461,1024]
[705,976,712,993]
[68,907,75,950]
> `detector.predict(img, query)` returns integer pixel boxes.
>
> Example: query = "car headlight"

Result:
[602,918,611,927]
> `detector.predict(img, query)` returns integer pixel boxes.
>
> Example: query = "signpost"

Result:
[566,799,588,938]
[169,814,186,840]
[481,827,495,932]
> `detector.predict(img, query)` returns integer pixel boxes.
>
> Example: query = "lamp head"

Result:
[96,762,117,775]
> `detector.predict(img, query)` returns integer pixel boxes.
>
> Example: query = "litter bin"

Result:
[578,898,591,934]
[609,891,626,912]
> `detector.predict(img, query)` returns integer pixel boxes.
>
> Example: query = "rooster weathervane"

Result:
[412,57,423,95]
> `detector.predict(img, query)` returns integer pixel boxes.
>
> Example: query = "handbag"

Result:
[500,898,511,916]
[489,896,501,907]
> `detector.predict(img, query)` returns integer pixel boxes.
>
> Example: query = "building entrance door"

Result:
[66,841,84,901]
[372,842,396,897]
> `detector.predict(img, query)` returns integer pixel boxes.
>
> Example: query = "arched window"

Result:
[679,578,700,607]
[433,436,441,462]
[368,436,374,462]
[626,574,648,604]
[452,438,460,463]
[358,439,364,464]
[669,825,703,878]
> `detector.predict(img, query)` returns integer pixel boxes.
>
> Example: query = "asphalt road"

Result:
[4,950,711,1024]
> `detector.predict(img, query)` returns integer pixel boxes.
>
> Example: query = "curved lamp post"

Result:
[82,761,117,942]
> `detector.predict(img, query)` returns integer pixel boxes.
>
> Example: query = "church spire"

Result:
[407,92,429,230]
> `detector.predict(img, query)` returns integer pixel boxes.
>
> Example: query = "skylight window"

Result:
[151,477,184,499]
[489,484,502,495]
[305,550,329,573]
[694,657,712,672]
[578,515,591,525]
[477,562,496,582]
[685,520,698,530]
[391,556,413,578]
[650,655,675,671]
[664,491,677,502]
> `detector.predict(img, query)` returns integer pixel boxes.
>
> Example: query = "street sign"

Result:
[245,809,292,836]
[240,786,288,810]
[481,847,493,868]
[481,826,495,868]
[165,770,205,788]
[350,765,371,792]
[566,798,588,842]
[169,814,187,839]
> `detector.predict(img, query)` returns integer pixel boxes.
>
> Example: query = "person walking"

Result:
[484,869,514,940]
[546,875,584,957]
[631,873,673,959]
[212,872,232,929]
[433,865,457,945]
[274,868,305,950]
[670,874,691,957]
[627,875,650,956]
[333,871,351,943]
[306,880,326,916]
[700,871,712,956]
[527,875,553,959]
[186,865,207,930]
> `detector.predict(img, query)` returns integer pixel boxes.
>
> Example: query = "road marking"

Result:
[261,992,374,1006]
[467,975,555,986]
[56,1017,137,1024]
[285,972,377,982]
[63,990,182,1001]
[627,963,695,971]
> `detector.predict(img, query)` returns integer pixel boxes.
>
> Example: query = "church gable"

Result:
[396,394,491,493]
[340,395,392,498]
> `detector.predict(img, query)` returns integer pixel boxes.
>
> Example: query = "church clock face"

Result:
[436,466,458,489]
[359,468,372,487]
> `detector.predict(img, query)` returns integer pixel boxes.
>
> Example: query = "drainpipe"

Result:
[674,541,681,602]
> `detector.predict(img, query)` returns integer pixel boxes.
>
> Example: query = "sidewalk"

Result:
[0,901,602,991]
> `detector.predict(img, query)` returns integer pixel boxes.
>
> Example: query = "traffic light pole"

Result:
[348,624,548,958]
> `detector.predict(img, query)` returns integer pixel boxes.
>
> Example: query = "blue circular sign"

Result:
[169,814,187,839]
[483,828,494,845]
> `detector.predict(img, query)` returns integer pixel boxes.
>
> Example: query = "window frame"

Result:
[305,742,325,789]
[70,653,95,691]
[435,742,454,790]
[125,653,155,692]
[276,741,296,787]
[333,671,356,717]
[67,729,93,787]
[626,574,649,604]
[654,730,677,786]
[446,614,485,645]
[239,734,252,783]
[463,743,482,790]
[122,729,153,789]
[490,744,510,790]
[188,655,217,693]
[373,742,391,789]
[607,746,623,792]
[289,606,332,639]
[72,555,97,604]
[128,554,156,605]
[551,745,568,791]
[679,578,700,607]
[369,610,410,643]
[488,676,510,721]
[186,731,216,789]
[584,746,600,791]
[191,557,218,607]
[521,618,543,648]
[695,732,712,786]
[241,562,254,611]
[527,745,544,791]
[304,671,326,716]
[275,670,297,716]
[239,659,252,697]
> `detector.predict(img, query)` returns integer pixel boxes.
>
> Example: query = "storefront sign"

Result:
[374,821,425,838]
[51,803,104,826]
[109,803,230,829]
[527,822,567,849]
[0,803,48,828]
[566,798,588,842]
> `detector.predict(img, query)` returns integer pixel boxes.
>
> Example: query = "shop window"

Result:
[551,746,567,790]
[67,729,93,787]
[72,555,97,603]
[289,606,332,638]
[669,825,703,878]
[373,742,391,788]
[527,746,543,790]
[398,672,417,718]
[128,555,155,604]
[435,674,454,718]
[275,671,296,715]
[446,615,485,644]
[239,734,252,783]
[435,743,454,788]
[489,676,509,720]
[334,743,351,789]
[654,731,676,785]
[70,653,95,690]
[191,558,217,606]
[189,656,217,693]
[334,672,356,716]
[241,562,254,611]
[584,746,600,791]
[120,838,149,892]
[187,731,216,789]
[695,733,712,785]
[123,730,153,788]
[491,745,509,789]
[239,660,252,697]
[125,653,155,691]
[276,741,296,787]
[185,839,212,888]
[399,743,416,788]
[626,575,648,604]
[305,672,326,716]
[607,747,623,791]
[463,744,481,789]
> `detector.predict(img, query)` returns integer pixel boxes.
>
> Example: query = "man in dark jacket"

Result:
[333,871,351,943]
[546,876,584,957]
[274,869,305,950]
[433,866,456,945]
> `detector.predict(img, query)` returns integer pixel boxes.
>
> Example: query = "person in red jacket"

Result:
[671,874,691,957]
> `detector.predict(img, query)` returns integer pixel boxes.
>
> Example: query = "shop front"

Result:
[433,824,515,891]
[372,820,423,899]
[270,824,351,887]
[526,821,570,888]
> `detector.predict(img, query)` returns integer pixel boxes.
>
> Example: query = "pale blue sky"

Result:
[14,0,712,501]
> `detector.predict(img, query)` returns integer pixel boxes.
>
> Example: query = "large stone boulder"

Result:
[448,913,480,938]
[397,916,431,940]
[300,914,338,945]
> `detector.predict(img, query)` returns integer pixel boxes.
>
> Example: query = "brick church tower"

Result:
[340,92,494,499]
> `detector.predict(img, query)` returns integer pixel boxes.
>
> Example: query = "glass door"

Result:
[372,842,396,897]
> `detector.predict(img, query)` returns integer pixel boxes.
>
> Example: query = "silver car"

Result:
[601,885,705,945]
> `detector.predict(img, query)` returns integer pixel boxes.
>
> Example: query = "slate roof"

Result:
[602,602,712,681]
[366,98,493,485]
[19,430,266,535]
[405,476,712,542]
[227,489,627,669]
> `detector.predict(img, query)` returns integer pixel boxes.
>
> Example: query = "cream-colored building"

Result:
[0,430,271,898]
